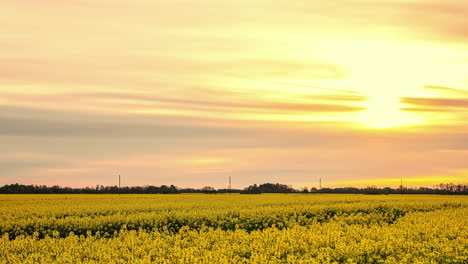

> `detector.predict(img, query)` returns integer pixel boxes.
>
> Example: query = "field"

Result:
[0,194,467,263]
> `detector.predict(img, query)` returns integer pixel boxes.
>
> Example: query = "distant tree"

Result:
[240,184,261,194]
[363,186,380,195]
[201,186,216,194]
[0,182,467,195]
[241,183,296,194]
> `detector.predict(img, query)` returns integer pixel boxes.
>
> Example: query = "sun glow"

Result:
[327,40,453,129]
[356,96,422,128]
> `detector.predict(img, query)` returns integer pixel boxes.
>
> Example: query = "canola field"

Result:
[0,194,467,264]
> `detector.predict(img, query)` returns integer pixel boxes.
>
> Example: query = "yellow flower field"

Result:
[0,194,466,263]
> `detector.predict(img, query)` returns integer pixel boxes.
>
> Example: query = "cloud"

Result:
[3,114,468,187]
[225,59,348,81]
[0,111,243,138]
[400,97,468,109]
[270,81,363,95]
[74,91,366,113]
[1,91,367,129]
[399,107,459,113]
[395,0,468,42]
[422,85,468,96]
[303,93,368,102]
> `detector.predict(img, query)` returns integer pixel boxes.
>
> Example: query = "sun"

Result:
[355,95,423,129]
[321,39,450,129]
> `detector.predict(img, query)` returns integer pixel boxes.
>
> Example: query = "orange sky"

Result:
[1,0,468,188]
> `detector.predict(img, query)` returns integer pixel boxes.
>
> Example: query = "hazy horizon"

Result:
[1,0,468,189]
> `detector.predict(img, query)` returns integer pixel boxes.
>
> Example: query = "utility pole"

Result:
[319,177,322,190]
[400,178,403,194]
[119,174,121,189]
[229,176,232,194]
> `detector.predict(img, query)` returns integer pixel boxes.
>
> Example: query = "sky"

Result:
[1,0,468,189]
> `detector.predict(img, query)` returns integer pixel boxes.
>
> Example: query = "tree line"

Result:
[0,182,467,195]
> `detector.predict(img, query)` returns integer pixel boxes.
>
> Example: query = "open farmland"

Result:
[0,194,467,263]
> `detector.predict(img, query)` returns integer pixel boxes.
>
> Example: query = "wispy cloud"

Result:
[400,97,468,109]
[422,85,468,96]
